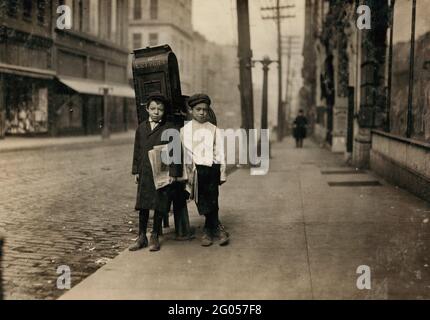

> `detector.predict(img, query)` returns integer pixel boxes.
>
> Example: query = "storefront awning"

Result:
[57,76,135,99]
[0,63,56,80]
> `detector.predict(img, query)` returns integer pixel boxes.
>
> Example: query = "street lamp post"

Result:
[100,86,113,139]
[260,56,275,131]
[253,56,277,158]
[253,56,277,131]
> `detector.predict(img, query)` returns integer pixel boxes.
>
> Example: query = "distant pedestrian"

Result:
[293,109,308,148]
[180,94,230,247]
[130,94,182,252]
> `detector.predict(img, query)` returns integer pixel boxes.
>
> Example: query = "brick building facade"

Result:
[0,0,135,138]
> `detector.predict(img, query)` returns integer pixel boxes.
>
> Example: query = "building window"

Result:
[133,33,142,49]
[7,0,18,17]
[106,0,112,39]
[134,0,142,20]
[89,0,99,35]
[390,0,412,138]
[150,0,158,20]
[78,0,84,31]
[37,0,46,24]
[23,0,33,20]
[149,33,158,46]
[390,0,430,142]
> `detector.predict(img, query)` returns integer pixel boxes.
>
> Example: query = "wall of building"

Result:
[370,130,430,201]
[0,0,134,137]
[368,0,430,199]
[302,0,430,199]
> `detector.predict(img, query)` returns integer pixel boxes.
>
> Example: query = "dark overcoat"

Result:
[293,115,308,139]
[132,119,182,211]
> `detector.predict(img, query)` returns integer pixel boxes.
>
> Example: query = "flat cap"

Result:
[188,93,211,108]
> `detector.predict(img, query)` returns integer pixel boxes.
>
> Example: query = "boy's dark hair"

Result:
[146,94,169,109]
[299,109,304,113]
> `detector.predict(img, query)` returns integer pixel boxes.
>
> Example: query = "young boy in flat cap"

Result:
[130,94,182,252]
[181,93,230,246]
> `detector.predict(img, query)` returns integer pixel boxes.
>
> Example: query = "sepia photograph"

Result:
[0,0,429,310]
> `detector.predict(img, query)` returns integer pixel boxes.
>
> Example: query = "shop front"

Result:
[0,69,136,138]
[55,76,136,136]
[0,63,56,137]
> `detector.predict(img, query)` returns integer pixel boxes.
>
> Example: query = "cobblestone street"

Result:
[0,137,139,299]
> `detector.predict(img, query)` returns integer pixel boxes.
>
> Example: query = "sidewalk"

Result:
[0,131,134,153]
[59,138,430,300]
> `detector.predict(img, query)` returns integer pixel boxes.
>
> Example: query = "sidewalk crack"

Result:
[298,171,315,299]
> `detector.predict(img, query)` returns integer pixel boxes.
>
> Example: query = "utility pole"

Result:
[275,0,282,141]
[285,69,296,126]
[261,2,295,141]
[282,35,300,136]
[236,0,254,130]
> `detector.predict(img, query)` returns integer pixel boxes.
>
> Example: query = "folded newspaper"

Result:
[148,145,172,190]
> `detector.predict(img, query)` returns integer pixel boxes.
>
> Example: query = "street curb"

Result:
[0,136,134,154]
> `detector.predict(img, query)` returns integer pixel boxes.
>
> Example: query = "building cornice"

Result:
[0,62,56,79]
[55,29,129,55]
[129,21,193,40]
[0,25,53,48]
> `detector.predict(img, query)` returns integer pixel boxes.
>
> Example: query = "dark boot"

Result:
[129,210,149,251]
[149,233,160,251]
[129,234,148,251]
[149,211,163,251]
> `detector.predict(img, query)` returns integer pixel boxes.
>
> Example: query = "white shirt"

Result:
[180,120,226,181]
[149,119,160,131]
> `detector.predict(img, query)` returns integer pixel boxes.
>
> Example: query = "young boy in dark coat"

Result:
[130,94,181,252]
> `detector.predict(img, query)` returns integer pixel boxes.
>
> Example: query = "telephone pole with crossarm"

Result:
[261,1,296,141]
